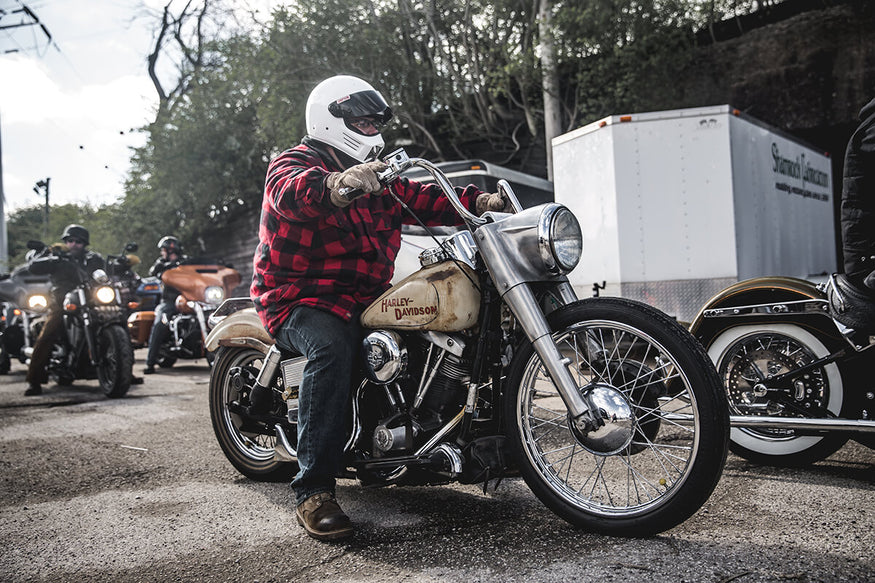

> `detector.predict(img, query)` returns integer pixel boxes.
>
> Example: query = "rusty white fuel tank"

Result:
[361,260,480,332]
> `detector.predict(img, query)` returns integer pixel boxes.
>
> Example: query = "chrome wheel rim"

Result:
[221,351,276,462]
[517,320,699,516]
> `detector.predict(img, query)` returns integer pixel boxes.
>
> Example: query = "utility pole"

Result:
[33,177,49,240]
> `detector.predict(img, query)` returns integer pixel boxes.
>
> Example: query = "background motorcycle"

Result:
[127,259,240,367]
[206,149,729,537]
[690,276,875,466]
[0,264,52,373]
[26,241,134,398]
[105,242,143,309]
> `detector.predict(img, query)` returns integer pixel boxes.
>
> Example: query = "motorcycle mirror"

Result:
[125,242,139,253]
[26,240,46,252]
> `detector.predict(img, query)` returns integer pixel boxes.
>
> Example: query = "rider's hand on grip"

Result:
[476,191,511,215]
[327,161,389,208]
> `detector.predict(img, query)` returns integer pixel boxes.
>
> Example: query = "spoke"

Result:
[635,431,689,475]
[563,441,578,483]
[531,414,569,442]
[612,455,662,501]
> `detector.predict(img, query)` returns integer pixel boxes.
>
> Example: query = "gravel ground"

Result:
[0,349,872,583]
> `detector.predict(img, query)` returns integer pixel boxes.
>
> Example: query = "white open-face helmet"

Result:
[306,75,393,163]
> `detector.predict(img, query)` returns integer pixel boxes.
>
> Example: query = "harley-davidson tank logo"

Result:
[381,297,438,320]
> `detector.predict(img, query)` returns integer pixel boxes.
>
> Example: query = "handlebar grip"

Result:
[336,164,399,202]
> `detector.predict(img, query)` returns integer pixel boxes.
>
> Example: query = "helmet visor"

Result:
[328,90,393,124]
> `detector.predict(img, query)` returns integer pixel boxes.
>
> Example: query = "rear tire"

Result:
[707,323,848,466]
[505,297,728,536]
[156,349,176,369]
[209,346,297,482]
[0,346,10,375]
[98,325,133,398]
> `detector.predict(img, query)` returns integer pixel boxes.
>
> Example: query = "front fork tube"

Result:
[76,289,100,366]
[502,284,598,432]
[194,303,209,345]
[554,281,578,306]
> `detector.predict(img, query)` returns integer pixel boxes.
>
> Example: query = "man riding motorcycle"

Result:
[25,224,104,396]
[143,236,188,375]
[250,74,509,541]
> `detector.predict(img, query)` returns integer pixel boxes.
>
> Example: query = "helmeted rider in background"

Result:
[829,97,875,332]
[249,75,509,541]
[25,224,105,396]
[143,236,188,375]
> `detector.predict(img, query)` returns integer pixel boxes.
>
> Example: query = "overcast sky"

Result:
[0,0,278,218]
[0,0,162,216]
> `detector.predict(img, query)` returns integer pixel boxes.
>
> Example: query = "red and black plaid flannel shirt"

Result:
[251,140,482,335]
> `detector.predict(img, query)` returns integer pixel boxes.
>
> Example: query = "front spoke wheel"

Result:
[506,298,728,536]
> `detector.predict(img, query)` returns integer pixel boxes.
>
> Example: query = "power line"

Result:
[0,1,54,56]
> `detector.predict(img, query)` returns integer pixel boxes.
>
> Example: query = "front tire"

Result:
[209,346,297,481]
[0,346,10,375]
[97,325,133,398]
[707,323,848,466]
[505,297,728,536]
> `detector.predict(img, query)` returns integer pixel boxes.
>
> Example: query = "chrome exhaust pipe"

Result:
[730,415,875,433]
[273,424,298,462]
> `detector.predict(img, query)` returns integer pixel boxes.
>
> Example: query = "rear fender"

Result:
[204,307,274,355]
[689,276,844,350]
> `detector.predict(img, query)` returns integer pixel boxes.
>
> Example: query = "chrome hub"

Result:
[571,384,636,455]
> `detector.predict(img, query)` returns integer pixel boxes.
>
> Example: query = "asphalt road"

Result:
[0,349,873,583]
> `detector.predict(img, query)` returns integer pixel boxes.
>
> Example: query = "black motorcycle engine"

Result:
[418,349,470,419]
[363,331,471,456]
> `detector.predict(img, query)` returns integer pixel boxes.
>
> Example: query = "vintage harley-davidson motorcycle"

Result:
[206,149,729,536]
[127,259,240,366]
[690,276,875,466]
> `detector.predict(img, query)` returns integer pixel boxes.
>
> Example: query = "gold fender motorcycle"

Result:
[127,260,240,367]
[206,149,729,536]
[691,276,875,466]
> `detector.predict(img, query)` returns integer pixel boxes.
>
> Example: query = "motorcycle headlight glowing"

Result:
[538,205,583,275]
[204,286,225,306]
[28,294,49,312]
[95,285,117,304]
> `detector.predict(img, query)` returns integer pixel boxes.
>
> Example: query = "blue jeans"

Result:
[274,306,361,506]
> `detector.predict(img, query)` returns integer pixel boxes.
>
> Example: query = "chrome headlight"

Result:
[204,286,225,306]
[538,205,583,275]
[91,269,109,284]
[28,294,49,312]
[95,286,117,304]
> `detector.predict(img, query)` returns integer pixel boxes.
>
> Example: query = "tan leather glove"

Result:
[326,161,389,208]
[476,192,511,215]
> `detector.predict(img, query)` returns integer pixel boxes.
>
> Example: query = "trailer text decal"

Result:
[771,143,830,189]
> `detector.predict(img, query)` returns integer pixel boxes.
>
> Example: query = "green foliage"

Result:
[5,203,109,269]
[99,0,770,256]
[5,1,775,274]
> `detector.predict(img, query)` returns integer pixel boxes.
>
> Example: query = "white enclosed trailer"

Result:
[552,104,835,322]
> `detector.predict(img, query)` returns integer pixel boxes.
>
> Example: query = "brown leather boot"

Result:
[295,492,353,541]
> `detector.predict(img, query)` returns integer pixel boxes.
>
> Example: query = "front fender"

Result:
[689,276,842,349]
[204,307,274,355]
